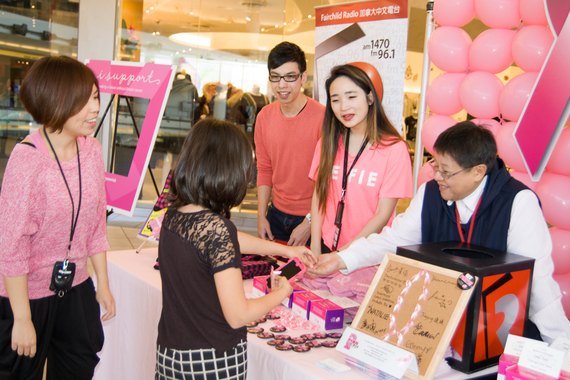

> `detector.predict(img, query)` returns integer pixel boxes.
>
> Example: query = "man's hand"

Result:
[306,252,346,277]
[257,215,274,241]
[287,218,310,246]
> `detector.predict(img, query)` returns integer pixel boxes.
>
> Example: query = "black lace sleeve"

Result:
[164,210,242,275]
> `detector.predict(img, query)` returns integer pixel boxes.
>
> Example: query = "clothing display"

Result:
[254,97,325,217]
[157,209,246,353]
[338,158,570,344]
[163,73,199,124]
[309,138,412,249]
[0,130,110,299]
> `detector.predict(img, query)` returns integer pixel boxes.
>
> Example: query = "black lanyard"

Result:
[332,130,368,250]
[43,129,82,258]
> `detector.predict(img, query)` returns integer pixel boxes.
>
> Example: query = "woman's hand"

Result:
[271,275,293,296]
[11,318,37,357]
[96,284,116,321]
[282,246,317,268]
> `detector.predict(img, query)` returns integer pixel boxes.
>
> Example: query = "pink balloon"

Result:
[417,162,435,190]
[509,170,538,192]
[421,115,456,155]
[546,127,570,176]
[520,0,548,26]
[459,72,504,119]
[550,228,570,274]
[472,118,501,137]
[552,273,570,318]
[427,73,466,115]
[428,27,472,73]
[496,122,527,172]
[475,0,521,29]
[469,29,516,73]
[433,0,476,27]
[499,72,539,122]
[537,172,570,230]
[512,26,554,72]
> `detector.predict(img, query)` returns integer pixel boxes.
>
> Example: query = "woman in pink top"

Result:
[310,65,412,256]
[0,56,115,379]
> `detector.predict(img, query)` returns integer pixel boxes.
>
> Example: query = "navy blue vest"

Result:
[421,158,531,252]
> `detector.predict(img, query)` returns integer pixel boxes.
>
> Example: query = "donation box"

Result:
[396,241,535,374]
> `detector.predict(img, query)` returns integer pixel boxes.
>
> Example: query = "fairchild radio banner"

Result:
[314,0,408,131]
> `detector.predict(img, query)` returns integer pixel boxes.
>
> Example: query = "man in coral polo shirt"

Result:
[255,42,325,246]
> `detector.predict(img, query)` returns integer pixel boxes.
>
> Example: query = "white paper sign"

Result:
[336,326,418,379]
[518,343,564,378]
[504,334,548,356]
[550,337,570,373]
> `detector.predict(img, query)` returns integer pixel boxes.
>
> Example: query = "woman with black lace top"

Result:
[155,119,315,380]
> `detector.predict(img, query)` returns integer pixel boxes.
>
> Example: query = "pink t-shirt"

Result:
[309,138,412,249]
[0,132,109,299]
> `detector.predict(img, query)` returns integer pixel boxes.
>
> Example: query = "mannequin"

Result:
[250,84,261,96]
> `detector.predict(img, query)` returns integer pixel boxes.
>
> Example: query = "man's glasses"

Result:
[428,159,472,180]
[268,73,301,82]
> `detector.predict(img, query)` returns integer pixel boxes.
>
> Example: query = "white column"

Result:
[77,0,119,171]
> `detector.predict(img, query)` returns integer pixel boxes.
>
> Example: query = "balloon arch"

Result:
[416,0,570,316]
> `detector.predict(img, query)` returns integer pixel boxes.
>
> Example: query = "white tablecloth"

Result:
[93,249,497,380]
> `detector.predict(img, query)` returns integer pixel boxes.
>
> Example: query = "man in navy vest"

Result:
[308,121,570,343]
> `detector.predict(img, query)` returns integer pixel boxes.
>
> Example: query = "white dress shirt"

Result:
[338,179,570,343]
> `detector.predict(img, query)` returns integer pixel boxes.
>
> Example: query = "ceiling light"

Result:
[150,6,153,10]
[308,15,312,18]
[261,28,265,31]
[146,10,150,13]
[246,16,251,21]
[190,11,194,15]
[170,33,211,47]
[283,22,287,25]
[275,24,279,28]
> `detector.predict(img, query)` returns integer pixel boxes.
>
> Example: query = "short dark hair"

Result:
[169,119,253,218]
[433,121,497,174]
[19,56,99,133]
[267,42,306,73]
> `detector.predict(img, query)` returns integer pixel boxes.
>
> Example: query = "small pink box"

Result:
[309,299,344,330]
[292,291,323,319]
[281,283,307,308]
[505,365,559,380]
[252,276,269,298]
[499,353,520,380]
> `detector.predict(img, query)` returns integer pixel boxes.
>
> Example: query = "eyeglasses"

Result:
[428,159,472,180]
[268,73,301,82]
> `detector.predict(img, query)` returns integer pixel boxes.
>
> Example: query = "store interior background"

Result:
[0,0,526,249]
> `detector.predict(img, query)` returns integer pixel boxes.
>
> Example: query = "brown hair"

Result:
[19,56,98,133]
[315,64,402,212]
[169,119,253,218]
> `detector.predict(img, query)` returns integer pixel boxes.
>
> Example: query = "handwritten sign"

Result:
[351,254,476,380]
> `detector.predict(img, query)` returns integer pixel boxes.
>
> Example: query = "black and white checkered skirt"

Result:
[155,340,247,380]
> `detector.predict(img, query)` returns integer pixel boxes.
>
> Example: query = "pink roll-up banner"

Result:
[86,60,176,216]
[314,0,408,131]
[514,1,570,181]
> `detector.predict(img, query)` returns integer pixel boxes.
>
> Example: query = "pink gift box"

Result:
[281,283,308,308]
[292,291,323,319]
[309,299,344,330]
[499,353,520,380]
[252,276,269,298]
[505,364,559,380]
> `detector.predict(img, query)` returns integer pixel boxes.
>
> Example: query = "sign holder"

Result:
[337,253,477,380]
